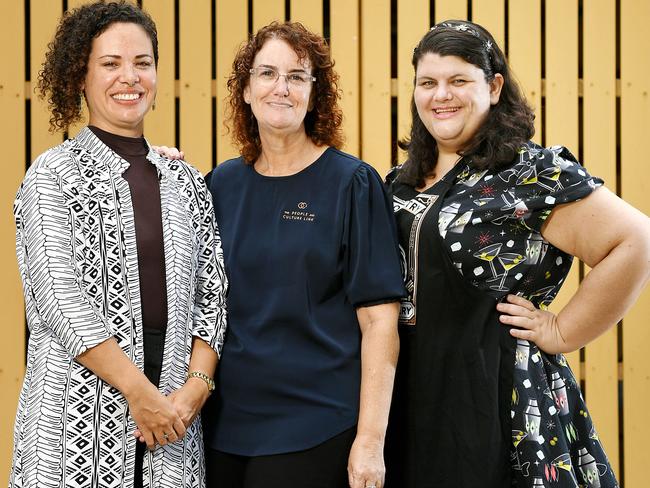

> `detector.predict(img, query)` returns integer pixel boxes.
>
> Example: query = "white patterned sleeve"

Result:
[15,163,113,358]
[191,175,228,356]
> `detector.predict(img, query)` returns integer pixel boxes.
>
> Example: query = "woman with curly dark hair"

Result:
[202,21,405,488]
[384,20,649,488]
[9,2,227,487]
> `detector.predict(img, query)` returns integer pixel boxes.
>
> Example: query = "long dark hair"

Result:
[398,20,535,188]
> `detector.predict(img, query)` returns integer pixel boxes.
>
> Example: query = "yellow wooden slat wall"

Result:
[291,0,323,35]
[621,1,650,487]
[583,0,619,476]
[0,0,25,477]
[472,0,505,53]
[179,0,212,174]
[330,0,360,156]
[142,0,175,146]
[30,0,63,159]
[253,0,284,32]
[508,0,542,144]
[361,0,391,174]
[397,0,429,161]
[544,0,581,378]
[3,2,650,485]
[434,0,467,22]
[215,0,248,164]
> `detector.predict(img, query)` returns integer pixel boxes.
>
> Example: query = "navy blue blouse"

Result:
[204,147,405,456]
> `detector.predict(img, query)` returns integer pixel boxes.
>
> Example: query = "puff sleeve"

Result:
[342,163,406,307]
[507,145,603,233]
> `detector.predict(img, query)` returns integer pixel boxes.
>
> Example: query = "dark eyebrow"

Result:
[256,63,309,74]
[416,73,471,80]
[98,54,153,60]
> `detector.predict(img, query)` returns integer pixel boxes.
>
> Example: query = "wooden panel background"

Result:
[1,1,648,485]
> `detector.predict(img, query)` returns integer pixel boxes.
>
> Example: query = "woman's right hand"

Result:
[125,383,187,449]
[76,338,186,449]
[152,145,184,160]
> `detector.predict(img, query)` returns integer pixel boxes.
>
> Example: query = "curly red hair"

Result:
[225,21,344,163]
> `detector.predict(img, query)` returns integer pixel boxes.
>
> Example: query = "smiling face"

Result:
[414,52,503,155]
[83,22,156,137]
[243,38,314,137]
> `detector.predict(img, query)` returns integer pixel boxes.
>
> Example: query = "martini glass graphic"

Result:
[473,243,503,280]
[493,253,526,292]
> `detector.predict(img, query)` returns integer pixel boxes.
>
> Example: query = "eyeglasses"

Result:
[249,67,316,88]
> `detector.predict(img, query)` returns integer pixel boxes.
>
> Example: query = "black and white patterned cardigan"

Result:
[9,127,228,488]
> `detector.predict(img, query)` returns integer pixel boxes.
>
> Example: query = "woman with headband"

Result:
[384,19,649,488]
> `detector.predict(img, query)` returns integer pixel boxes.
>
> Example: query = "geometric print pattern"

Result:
[9,127,227,488]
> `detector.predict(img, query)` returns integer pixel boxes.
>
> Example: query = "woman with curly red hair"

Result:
[202,21,405,488]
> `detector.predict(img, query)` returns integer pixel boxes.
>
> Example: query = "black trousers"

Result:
[134,328,165,488]
[205,426,356,488]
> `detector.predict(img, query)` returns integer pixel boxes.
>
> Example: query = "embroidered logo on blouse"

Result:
[282,201,316,222]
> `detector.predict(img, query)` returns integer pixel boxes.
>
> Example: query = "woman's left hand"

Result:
[152,145,184,160]
[167,378,210,427]
[347,433,385,488]
[497,294,568,354]
[133,379,210,443]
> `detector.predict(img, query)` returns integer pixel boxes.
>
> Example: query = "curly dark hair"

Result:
[398,20,535,188]
[37,0,158,132]
[225,21,344,164]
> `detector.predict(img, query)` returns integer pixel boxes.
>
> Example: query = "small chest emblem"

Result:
[282,201,316,222]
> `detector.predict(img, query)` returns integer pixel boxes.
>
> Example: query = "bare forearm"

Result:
[189,337,219,377]
[184,338,219,403]
[356,303,400,441]
[558,237,650,351]
[76,337,153,399]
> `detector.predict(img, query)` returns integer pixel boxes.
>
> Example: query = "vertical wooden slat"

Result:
[508,0,541,144]
[30,0,63,159]
[583,0,619,477]
[290,0,323,35]
[179,0,212,174]
[397,0,429,162]
[472,0,505,50]
[621,1,650,486]
[544,0,581,378]
[253,0,284,32]
[0,0,26,477]
[330,0,360,156]
[434,0,468,22]
[142,0,175,146]
[360,0,391,174]
[545,0,578,153]
[215,0,247,164]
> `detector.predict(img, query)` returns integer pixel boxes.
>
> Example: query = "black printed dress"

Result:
[384,143,618,488]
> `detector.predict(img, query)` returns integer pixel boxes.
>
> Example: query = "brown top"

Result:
[89,126,168,331]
